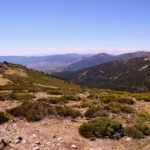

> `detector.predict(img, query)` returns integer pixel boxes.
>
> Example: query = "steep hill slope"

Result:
[54,55,150,92]
[64,51,150,71]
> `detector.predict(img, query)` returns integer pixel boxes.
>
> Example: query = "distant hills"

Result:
[0,51,150,74]
[54,55,150,92]
[64,51,150,71]
[0,54,92,73]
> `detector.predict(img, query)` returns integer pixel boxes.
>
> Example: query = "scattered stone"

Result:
[22,139,27,144]
[35,142,41,145]
[71,144,77,149]
[32,147,40,150]
[0,138,7,149]
[15,137,22,144]
[126,137,132,142]
[32,134,37,138]
[57,137,62,141]
[76,93,87,99]
[89,148,102,150]
[4,124,8,130]
[90,138,96,141]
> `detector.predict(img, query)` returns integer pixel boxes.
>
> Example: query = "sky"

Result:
[0,0,150,56]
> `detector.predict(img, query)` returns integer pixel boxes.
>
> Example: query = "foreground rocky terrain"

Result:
[1,62,150,150]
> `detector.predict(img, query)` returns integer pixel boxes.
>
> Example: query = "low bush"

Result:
[6,102,52,121]
[0,112,8,124]
[47,90,63,95]
[62,95,79,101]
[97,110,108,117]
[37,97,69,104]
[10,93,36,101]
[124,126,143,139]
[132,93,150,102]
[134,111,150,123]
[134,123,150,135]
[100,94,135,105]
[55,105,82,118]
[106,102,133,114]
[80,102,94,108]
[79,117,122,138]
[84,105,100,118]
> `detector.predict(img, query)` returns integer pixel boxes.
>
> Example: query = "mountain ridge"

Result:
[54,55,150,92]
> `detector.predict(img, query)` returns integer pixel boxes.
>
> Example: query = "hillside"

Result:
[0,54,92,73]
[54,55,150,92]
[1,62,150,149]
[64,51,150,71]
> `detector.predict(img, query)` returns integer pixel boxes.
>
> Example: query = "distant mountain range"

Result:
[0,51,150,74]
[54,54,150,92]
[64,51,150,71]
[0,54,92,73]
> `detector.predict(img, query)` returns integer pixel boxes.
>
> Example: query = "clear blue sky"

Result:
[0,0,150,55]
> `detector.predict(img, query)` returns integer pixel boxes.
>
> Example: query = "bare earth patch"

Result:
[4,68,27,77]
[1,117,150,150]
[0,74,11,86]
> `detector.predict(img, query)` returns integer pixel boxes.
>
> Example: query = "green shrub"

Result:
[106,102,133,114]
[6,102,52,121]
[124,126,143,139]
[132,93,150,102]
[100,95,135,105]
[55,105,81,118]
[37,97,68,104]
[134,123,150,135]
[134,111,150,123]
[62,95,79,101]
[0,112,8,124]
[10,93,36,101]
[84,105,100,118]
[47,90,63,95]
[79,117,122,138]
[81,102,94,108]
[97,110,108,117]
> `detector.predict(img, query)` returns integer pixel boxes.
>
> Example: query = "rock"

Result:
[22,139,27,144]
[32,134,37,138]
[89,148,102,150]
[90,138,96,141]
[4,124,8,130]
[15,137,22,144]
[71,144,77,149]
[57,137,62,141]
[126,137,132,142]
[0,138,7,149]
[32,147,40,150]
[35,142,41,145]
[76,93,87,99]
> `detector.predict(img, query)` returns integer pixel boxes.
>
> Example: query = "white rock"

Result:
[57,137,62,141]
[22,139,27,144]
[32,147,40,150]
[15,137,22,144]
[71,144,77,149]
[126,137,132,142]
[32,134,37,138]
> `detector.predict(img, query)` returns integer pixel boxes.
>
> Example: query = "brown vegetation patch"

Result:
[0,74,11,86]
[4,68,27,77]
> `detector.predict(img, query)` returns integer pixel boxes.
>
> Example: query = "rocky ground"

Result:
[1,91,150,150]
[0,117,143,150]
